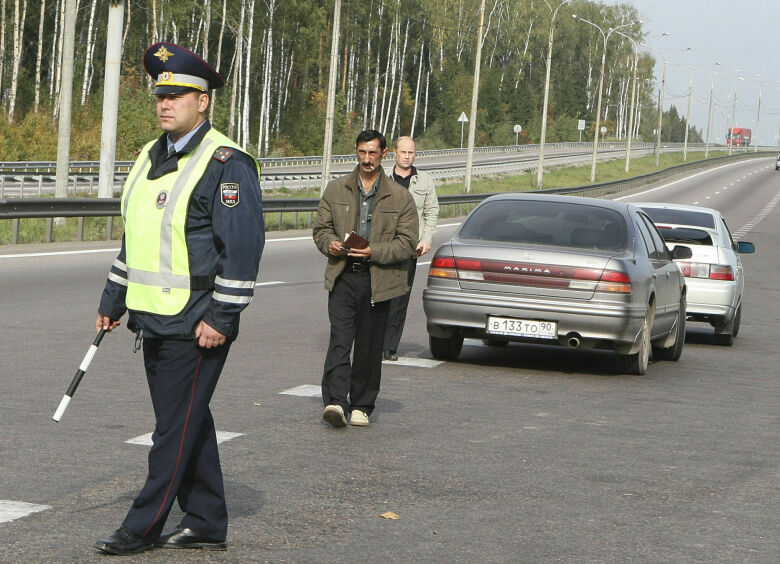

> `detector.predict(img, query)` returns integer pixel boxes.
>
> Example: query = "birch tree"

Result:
[8,0,29,122]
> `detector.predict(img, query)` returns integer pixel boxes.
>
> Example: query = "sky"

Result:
[604,0,780,145]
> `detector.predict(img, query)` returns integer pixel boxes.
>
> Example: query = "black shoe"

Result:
[93,526,153,555]
[383,350,398,361]
[154,526,227,551]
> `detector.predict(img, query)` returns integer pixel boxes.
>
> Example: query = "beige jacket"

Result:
[313,167,419,303]
[386,167,439,245]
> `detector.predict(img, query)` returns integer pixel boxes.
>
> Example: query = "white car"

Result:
[638,203,755,345]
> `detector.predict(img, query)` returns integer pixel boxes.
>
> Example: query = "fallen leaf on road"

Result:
[380,512,400,520]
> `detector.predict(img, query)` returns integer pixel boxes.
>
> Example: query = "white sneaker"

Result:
[349,410,369,427]
[323,405,347,428]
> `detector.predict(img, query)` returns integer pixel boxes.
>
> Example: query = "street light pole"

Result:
[683,73,693,161]
[320,0,342,195]
[754,87,762,153]
[572,15,634,183]
[654,60,666,167]
[464,0,486,194]
[728,86,737,156]
[536,0,570,190]
[704,71,717,158]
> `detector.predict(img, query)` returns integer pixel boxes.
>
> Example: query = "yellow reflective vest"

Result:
[120,128,247,316]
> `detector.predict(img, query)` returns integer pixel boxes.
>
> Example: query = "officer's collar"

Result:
[162,119,212,158]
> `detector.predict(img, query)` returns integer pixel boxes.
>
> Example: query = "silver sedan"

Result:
[423,194,692,374]
[637,203,755,345]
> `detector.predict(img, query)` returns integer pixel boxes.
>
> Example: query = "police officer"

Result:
[92,42,264,555]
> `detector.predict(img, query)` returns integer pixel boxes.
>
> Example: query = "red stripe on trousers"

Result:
[142,353,202,537]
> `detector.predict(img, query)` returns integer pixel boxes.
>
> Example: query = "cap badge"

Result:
[154,45,174,63]
[158,71,173,82]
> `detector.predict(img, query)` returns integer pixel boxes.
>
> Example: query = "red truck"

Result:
[726,127,751,147]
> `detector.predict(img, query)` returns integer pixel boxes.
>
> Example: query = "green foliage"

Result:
[0,0,669,158]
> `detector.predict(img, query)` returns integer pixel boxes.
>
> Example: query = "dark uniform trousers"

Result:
[122,337,231,541]
[383,257,417,354]
[322,268,390,415]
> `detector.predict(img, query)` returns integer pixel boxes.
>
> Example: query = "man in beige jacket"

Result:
[383,136,439,361]
[313,130,418,428]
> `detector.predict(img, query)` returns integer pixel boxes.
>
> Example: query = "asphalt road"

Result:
[0,157,777,562]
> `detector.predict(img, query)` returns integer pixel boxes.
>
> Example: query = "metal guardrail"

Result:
[1,151,772,245]
[0,143,729,197]
[4,141,725,175]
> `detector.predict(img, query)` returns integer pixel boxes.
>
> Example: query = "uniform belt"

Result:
[346,260,370,272]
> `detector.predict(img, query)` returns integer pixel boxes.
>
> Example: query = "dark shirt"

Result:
[392,165,417,189]
[356,174,381,240]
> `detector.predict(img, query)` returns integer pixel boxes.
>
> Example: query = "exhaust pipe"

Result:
[566,333,581,348]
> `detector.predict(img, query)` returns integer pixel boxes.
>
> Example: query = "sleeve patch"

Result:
[213,146,234,163]
[220,183,240,207]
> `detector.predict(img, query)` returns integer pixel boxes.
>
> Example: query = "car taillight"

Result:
[709,265,735,281]
[429,256,457,278]
[596,270,632,293]
[677,262,734,281]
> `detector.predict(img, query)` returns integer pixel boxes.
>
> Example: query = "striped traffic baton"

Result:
[52,329,107,422]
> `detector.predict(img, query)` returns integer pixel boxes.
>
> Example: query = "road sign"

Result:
[600,126,607,133]
[458,112,468,148]
[577,120,586,131]
[513,124,522,146]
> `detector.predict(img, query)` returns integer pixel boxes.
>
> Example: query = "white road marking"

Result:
[255,281,284,287]
[731,189,780,240]
[615,158,768,201]
[0,500,51,524]
[125,431,244,446]
[383,357,443,368]
[279,384,322,398]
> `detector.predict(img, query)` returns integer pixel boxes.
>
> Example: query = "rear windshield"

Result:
[459,200,627,251]
[641,207,715,229]
[657,226,713,246]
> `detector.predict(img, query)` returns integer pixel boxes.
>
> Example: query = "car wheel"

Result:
[653,297,686,361]
[732,305,742,338]
[714,331,734,346]
[430,333,464,360]
[482,339,508,348]
[617,312,651,375]
[714,305,739,346]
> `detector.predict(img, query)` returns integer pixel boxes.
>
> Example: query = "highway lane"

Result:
[0,159,777,562]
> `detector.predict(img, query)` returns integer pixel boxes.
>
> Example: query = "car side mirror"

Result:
[736,241,755,254]
[671,245,692,260]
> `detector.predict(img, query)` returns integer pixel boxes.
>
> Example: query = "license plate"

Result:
[486,316,557,339]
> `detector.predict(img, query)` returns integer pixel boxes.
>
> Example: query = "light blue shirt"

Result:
[166,120,207,155]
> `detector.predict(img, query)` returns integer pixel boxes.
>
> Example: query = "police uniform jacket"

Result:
[313,167,418,303]
[99,120,264,340]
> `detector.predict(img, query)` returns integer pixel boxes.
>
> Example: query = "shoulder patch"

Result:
[220,183,240,207]
[212,146,234,163]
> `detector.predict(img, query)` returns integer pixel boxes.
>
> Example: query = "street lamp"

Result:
[572,14,636,182]
[654,46,694,167]
[704,63,721,159]
[614,30,669,172]
[728,76,744,156]
[536,0,571,190]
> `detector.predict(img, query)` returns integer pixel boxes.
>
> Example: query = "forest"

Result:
[0,0,700,161]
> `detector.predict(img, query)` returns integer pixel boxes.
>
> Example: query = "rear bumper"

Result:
[684,278,738,323]
[423,287,647,353]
